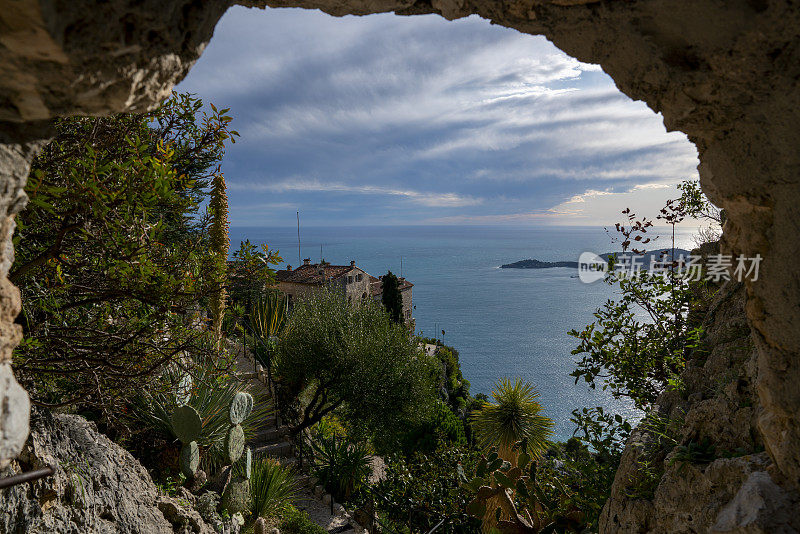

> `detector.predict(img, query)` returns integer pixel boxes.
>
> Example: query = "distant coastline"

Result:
[500,249,692,269]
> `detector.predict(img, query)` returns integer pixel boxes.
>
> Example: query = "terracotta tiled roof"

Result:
[369,275,413,297]
[275,264,354,285]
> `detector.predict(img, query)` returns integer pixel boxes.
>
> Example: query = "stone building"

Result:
[276,259,373,308]
[275,259,414,327]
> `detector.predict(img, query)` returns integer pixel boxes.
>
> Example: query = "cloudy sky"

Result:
[176,6,700,227]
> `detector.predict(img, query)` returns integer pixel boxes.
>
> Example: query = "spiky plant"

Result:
[471,378,553,464]
[249,458,301,519]
[310,435,372,501]
[132,360,271,473]
[248,290,288,369]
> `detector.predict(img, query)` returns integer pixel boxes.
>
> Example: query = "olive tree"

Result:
[275,290,438,451]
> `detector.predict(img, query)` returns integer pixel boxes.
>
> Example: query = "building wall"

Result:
[278,267,372,307]
[401,286,413,324]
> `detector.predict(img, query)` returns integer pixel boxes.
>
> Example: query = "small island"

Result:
[501,259,579,269]
[501,249,692,269]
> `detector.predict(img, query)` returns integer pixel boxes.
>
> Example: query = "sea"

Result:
[230,225,698,440]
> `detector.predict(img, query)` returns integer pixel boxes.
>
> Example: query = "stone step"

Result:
[251,425,290,444]
[253,440,294,459]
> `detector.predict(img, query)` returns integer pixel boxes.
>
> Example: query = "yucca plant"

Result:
[248,290,288,370]
[249,458,301,519]
[471,378,553,464]
[310,434,372,501]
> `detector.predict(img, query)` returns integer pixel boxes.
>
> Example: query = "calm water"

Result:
[231,225,696,440]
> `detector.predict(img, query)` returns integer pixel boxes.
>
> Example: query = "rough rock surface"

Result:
[0,410,214,534]
[602,282,800,533]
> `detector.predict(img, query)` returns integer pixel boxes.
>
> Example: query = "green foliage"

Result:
[436,346,471,414]
[375,444,482,533]
[676,179,722,224]
[275,290,439,450]
[669,438,717,469]
[471,378,553,462]
[280,505,327,534]
[464,447,585,533]
[310,434,372,502]
[380,270,403,323]
[12,92,237,420]
[248,290,288,370]
[229,240,282,305]
[569,204,708,411]
[250,458,301,519]
[400,400,466,454]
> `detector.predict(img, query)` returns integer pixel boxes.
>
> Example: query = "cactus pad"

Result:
[239,447,252,479]
[225,424,245,464]
[221,476,251,514]
[180,441,199,478]
[228,392,254,425]
[171,404,202,443]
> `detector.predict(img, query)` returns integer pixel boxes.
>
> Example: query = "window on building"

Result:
[357,274,363,282]
[348,276,353,284]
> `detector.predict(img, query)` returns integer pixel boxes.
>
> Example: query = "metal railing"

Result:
[0,465,55,490]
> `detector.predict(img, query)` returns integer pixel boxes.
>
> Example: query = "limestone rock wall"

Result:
[0,409,214,533]
[602,281,799,533]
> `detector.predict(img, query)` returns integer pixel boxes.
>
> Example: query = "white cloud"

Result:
[230,178,482,207]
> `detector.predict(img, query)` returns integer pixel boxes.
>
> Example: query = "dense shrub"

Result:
[374,444,481,533]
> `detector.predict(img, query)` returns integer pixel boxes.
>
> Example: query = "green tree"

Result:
[228,239,282,305]
[275,290,438,451]
[11,92,237,422]
[380,270,403,323]
[471,378,553,464]
[569,202,706,410]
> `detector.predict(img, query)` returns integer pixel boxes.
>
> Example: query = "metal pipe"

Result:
[0,466,55,490]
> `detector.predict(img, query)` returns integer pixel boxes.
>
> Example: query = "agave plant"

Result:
[132,359,272,471]
[470,378,553,464]
[250,458,301,519]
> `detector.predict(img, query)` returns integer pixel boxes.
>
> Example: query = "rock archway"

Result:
[1,0,798,530]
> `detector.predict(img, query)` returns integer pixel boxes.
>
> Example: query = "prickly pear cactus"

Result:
[238,447,252,480]
[180,440,200,478]
[171,404,202,443]
[229,392,253,425]
[225,424,245,464]
[221,476,251,514]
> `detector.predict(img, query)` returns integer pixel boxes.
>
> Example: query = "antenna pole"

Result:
[297,211,301,265]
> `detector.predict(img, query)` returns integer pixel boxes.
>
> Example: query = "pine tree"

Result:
[381,271,403,323]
